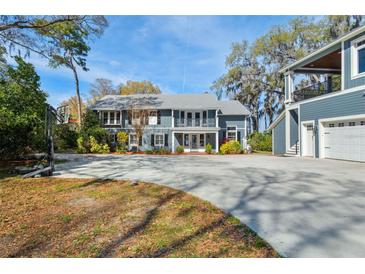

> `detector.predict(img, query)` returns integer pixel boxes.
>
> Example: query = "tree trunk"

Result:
[70,61,82,125]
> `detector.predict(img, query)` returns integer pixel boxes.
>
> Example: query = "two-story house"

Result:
[89,93,251,153]
[269,25,365,162]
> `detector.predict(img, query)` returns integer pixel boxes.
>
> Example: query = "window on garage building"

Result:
[329,123,335,128]
[349,122,356,126]
[361,121,365,126]
[227,126,237,141]
[116,112,120,124]
[338,122,344,127]
[352,35,365,77]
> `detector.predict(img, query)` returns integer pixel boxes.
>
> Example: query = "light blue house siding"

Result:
[343,33,365,89]
[289,109,298,147]
[272,117,286,155]
[218,115,246,144]
[300,89,365,157]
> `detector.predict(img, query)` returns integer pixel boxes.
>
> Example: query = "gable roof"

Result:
[89,93,219,110]
[217,100,250,115]
[89,93,251,116]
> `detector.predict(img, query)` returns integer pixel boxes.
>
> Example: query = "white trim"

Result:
[102,111,121,125]
[286,84,365,109]
[268,111,285,130]
[226,125,237,141]
[215,132,219,152]
[128,133,137,147]
[301,120,316,158]
[154,133,164,147]
[280,25,365,73]
[351,34,365,80]
[172,131,175,152]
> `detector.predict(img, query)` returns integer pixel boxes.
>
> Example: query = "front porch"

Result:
[172,131,219,153]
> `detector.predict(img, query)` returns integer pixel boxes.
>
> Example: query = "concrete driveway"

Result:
[54,153,365,257]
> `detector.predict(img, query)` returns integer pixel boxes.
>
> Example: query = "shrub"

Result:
[176,145,184,154]
[77,136,87,154]
[116,131,129,145]
[89,136,110,153]
[116,131,128,153]
[155,147,171,155]
[205,143,212,154]
[248,131,272,152]
[145,149,153,154]
[87,127,109,144]
[220,141,242,154]
[54,124,78,151]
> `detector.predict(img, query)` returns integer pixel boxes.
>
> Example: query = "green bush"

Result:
[86,127,109,144]
[54,124,78,151]
[77,136,87,154]
[220,141,242,154]
[116,131,128,153]
[248,131,272,152]
[155,147,171,155]
[176,145,184,154]
[89,136,110,153]
[205,143,213,154]
[145,149,153,154]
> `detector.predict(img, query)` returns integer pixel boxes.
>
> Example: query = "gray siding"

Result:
[218,115,247,145]
[290,110,298,147]
[344,33,365,89]
[273,117,286,155]
[300,89,365,157]
[218,115,246,129]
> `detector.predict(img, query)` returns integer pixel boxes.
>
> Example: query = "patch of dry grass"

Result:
[0,173,279,258]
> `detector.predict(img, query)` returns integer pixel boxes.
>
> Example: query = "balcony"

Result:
[293,79,341,102]
[174,118,216,127]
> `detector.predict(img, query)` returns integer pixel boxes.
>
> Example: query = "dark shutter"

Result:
[151,134,154,146]
[164,134,168,147]
[139,136,142,146]
[157,110,161,125]
[237,131,241,143]
[128,114,131,125]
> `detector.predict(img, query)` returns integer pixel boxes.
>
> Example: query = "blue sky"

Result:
[29,16,295,106]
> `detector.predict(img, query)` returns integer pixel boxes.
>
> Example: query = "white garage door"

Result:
[323,121,365,162]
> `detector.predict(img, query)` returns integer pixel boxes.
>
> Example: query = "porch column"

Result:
[215,132,219,153]
[172,132,175,153]
[284,71,294,105]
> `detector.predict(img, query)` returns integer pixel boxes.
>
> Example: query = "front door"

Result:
[303,123,314,157]
[191,134,198,149]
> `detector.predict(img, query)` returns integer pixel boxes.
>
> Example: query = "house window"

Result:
[199,134,205,147]
[116,112,120,124]
[349,121,356,126]
[351,35,365,78]
[195,112,200,126]
[109,112,115,125]
[202,111,207,126]
[361,121,365,126]
[227,126,237,141]
[338,122,344,127]
[103,112,108,125]
[129,134,137,146]
[148,110,157,125]
[329,123,335,128]
[155,134,164,146]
